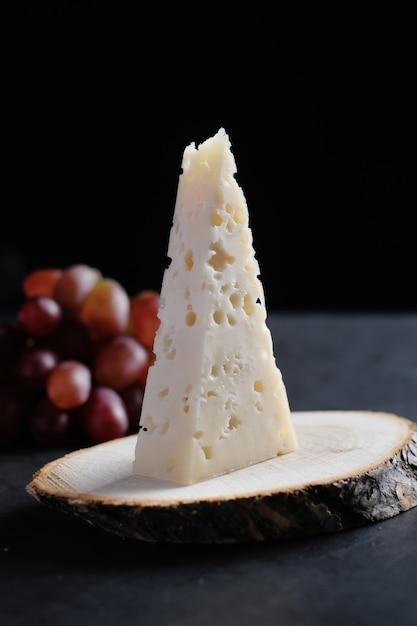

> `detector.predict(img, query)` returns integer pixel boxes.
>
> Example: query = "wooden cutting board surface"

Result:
[27,410,417,543]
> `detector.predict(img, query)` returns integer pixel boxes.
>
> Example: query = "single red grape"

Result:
[18,296,62,337]
[78,278,130,339]
[93,335,148,390]
[53,263,102,311]
[130,290,160,349]
[16,347,59,390]
[47,360,92,409]
[22,268,63,299]
[80,386,129,443]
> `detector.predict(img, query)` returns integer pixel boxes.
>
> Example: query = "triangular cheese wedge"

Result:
[132,128,298,485]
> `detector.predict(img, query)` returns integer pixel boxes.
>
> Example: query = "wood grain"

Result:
[27,411,417,543]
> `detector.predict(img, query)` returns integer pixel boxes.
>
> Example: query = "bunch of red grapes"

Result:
[0,264,160,449]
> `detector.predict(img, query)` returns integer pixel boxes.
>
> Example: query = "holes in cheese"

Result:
[229,292,241,308]
[228,415,241,430]
[185,249,193,271]
[132,128,298,485]
[212,310,224,325]
[208,241,235,272]
[185,311,196,326]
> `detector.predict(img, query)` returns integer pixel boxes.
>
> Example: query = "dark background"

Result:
[1,3,415,313]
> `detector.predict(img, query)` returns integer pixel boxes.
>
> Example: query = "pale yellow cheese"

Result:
[132,128,298,485]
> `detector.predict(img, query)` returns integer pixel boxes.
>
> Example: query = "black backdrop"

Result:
[1,4,414,312]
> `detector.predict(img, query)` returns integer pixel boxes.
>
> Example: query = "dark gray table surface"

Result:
[2,312,417,626]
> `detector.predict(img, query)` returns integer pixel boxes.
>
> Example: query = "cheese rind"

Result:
[132,128,298,485]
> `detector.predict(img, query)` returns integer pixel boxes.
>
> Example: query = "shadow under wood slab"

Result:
[26,411,417,543]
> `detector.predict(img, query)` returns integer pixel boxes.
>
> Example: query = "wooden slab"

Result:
[26,410,417,543]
